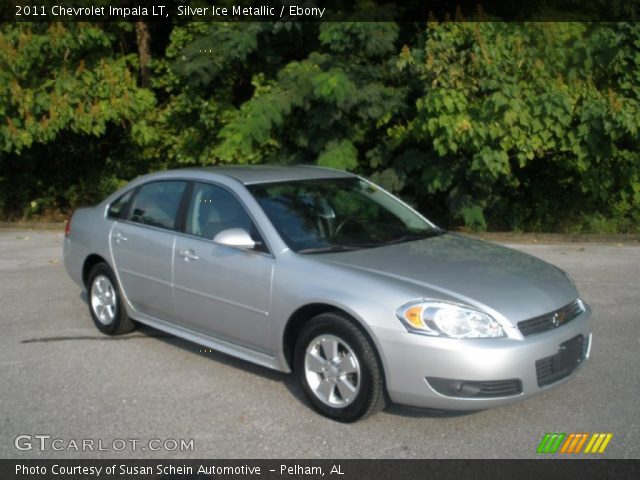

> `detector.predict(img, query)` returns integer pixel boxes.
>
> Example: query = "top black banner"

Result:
[4,0,640,22]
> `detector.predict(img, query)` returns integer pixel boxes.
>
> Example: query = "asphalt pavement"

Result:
[0,229,638,458]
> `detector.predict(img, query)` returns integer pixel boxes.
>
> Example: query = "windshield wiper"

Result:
[382,230,445,246]
[297,244,373,254]
[298,231,445,254]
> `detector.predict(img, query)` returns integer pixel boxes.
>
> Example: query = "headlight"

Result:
[396,301,505,338]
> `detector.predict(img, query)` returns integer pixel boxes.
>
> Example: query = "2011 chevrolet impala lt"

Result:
[63,166,592,421]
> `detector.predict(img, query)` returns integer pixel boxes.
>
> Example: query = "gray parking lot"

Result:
[1,229,638,458]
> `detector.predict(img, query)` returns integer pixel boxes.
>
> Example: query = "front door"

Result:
[173,182,274,351]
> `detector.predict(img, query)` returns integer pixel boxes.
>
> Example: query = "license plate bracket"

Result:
[555,335,584,372]
[537,335,585,387]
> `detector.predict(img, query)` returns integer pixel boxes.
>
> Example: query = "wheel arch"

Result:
[82,254,109,287]
[282,303,386,379]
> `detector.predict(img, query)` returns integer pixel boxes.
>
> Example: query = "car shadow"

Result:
[133,323,308,405]
[383,404,481,418]
[76,290,482,420]
[132,323,482,420]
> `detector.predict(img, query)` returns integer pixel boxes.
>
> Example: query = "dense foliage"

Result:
[1,20,638,232]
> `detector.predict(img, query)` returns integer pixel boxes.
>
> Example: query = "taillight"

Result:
[64,215,72,237]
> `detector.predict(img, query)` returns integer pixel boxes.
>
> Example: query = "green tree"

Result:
[391,22,640,231]
[0,22,154,216]
[148,22,406,172]
[1,19,638,234]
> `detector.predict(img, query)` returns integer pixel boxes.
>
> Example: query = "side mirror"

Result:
[213,228,256,250]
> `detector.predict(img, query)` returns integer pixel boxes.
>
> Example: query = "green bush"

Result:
[1,21,638,234]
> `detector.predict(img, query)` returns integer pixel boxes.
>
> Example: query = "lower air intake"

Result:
[427,377,523,398]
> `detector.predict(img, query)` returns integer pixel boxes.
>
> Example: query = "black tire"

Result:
[86,262,135,335]
[294,312,386,422]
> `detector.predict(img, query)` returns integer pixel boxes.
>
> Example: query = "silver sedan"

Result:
[63,166,592,421]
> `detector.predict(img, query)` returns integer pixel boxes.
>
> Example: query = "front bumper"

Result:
[376,306,592,410]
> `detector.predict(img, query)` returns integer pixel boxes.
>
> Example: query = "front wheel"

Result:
[294,312,386,422]
[87,262,135,335]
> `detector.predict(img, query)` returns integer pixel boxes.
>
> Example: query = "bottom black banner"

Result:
[2,459,639,480]
[0,459,640,480]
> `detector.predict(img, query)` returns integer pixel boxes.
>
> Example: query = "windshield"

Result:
[248,177,443,253]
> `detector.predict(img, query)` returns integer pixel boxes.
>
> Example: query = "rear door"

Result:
[110,180,188,321]
[173,181,274,351]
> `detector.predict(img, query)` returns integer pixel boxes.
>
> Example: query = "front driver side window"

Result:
[186,182,266,251]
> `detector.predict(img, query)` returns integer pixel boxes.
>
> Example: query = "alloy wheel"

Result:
[304,334,361,408]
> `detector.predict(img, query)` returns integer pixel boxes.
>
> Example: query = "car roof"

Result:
[181,165,355,185]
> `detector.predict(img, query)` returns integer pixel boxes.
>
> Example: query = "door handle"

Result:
[111,232,128,243]
[178,248,199,261]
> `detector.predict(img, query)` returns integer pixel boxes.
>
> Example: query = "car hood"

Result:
[314,233,577,324]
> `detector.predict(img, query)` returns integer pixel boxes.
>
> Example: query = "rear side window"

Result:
[107,189,134,220]
[128,181,187,230]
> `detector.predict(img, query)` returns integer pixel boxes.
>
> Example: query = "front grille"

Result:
[427,377,523,398]
[518,299,584,337]
[536,334,586,387]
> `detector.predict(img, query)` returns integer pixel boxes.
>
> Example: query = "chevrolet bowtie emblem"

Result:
[552,311,566,327]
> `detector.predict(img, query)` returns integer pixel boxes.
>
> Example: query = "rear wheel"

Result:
[87,262,135,335]
[294,312,386,422]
